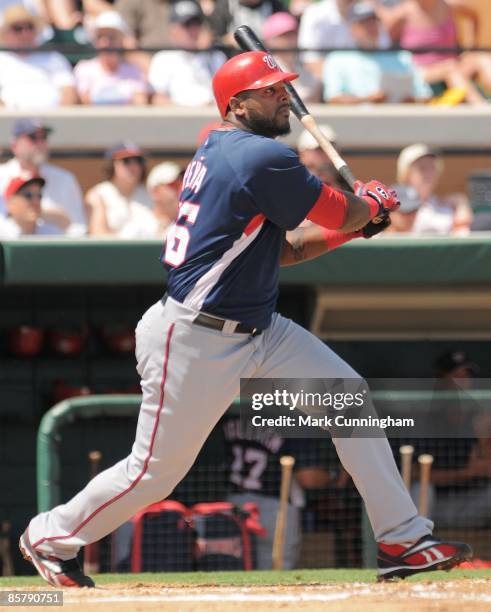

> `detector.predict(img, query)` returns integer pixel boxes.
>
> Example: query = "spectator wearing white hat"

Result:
[394,143,471,235]
[146,162,181,241]
[74,11,149,105]
[0,4,77,108]
[297,124,346,190]
[262,12,320,103]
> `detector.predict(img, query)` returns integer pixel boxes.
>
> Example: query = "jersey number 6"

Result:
[164,201,200,267]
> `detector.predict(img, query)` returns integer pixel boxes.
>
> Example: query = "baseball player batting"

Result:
[19,51,471,587]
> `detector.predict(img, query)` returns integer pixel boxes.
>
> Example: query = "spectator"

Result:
[395,143,472,234]
[146,161,181,240]
[0,176,64,238]
[298,0,390,79]
[209,0,284,48]
[74,10,149,104]
[296,124,347,190]
[373,0,489,105]
[323,2,432,104]
[262,12,320,103]
[85,141,158,238]
[0,118,87,235]
[0,4,78,108]
[149,1,225,107]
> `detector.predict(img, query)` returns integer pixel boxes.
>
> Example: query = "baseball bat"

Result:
[0,521,14,576]
[399,445,414,490]
[233,25,356,191]
[84,450,102,575]
[272,455,295,570]
[417,454,434,517]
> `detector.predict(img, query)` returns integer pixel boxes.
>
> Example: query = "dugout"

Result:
[1,237,491,574]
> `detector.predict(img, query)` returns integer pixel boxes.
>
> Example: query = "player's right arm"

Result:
[245,138,398,234]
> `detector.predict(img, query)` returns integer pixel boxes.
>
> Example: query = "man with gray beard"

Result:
[0,118,87,236]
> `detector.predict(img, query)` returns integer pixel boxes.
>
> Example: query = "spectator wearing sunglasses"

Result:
[74,11,149,105]
[149,1,226,107]
[0,4,78,108]
[85,141,159,238]
[0,118,87,235]
[0,175,64,238]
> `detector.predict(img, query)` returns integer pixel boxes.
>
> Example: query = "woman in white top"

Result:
[85,141,158,238]
[74,11,149,105]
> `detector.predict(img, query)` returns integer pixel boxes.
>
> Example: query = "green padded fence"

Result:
[4,236,491,286]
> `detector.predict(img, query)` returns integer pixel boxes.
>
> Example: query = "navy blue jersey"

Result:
[162,128,322,329]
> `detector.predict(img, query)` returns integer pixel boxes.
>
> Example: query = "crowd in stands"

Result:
[0,118,182,239]
[0,1,489,240]
[0,0,490,109]
[0,115,489,239]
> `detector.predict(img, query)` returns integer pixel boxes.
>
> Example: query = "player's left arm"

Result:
[280,217,390,267]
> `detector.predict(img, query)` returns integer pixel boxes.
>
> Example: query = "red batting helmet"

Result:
[212,51,298,119]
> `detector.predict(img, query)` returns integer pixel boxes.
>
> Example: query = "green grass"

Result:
[0,568,489,588]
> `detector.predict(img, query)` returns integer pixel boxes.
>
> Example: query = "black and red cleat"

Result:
[377,535,472,581]
[19,530,94,588]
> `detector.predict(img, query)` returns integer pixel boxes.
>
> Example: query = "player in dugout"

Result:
[20,51,472,587]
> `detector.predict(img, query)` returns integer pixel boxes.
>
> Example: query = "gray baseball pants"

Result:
[27,297,432,559]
